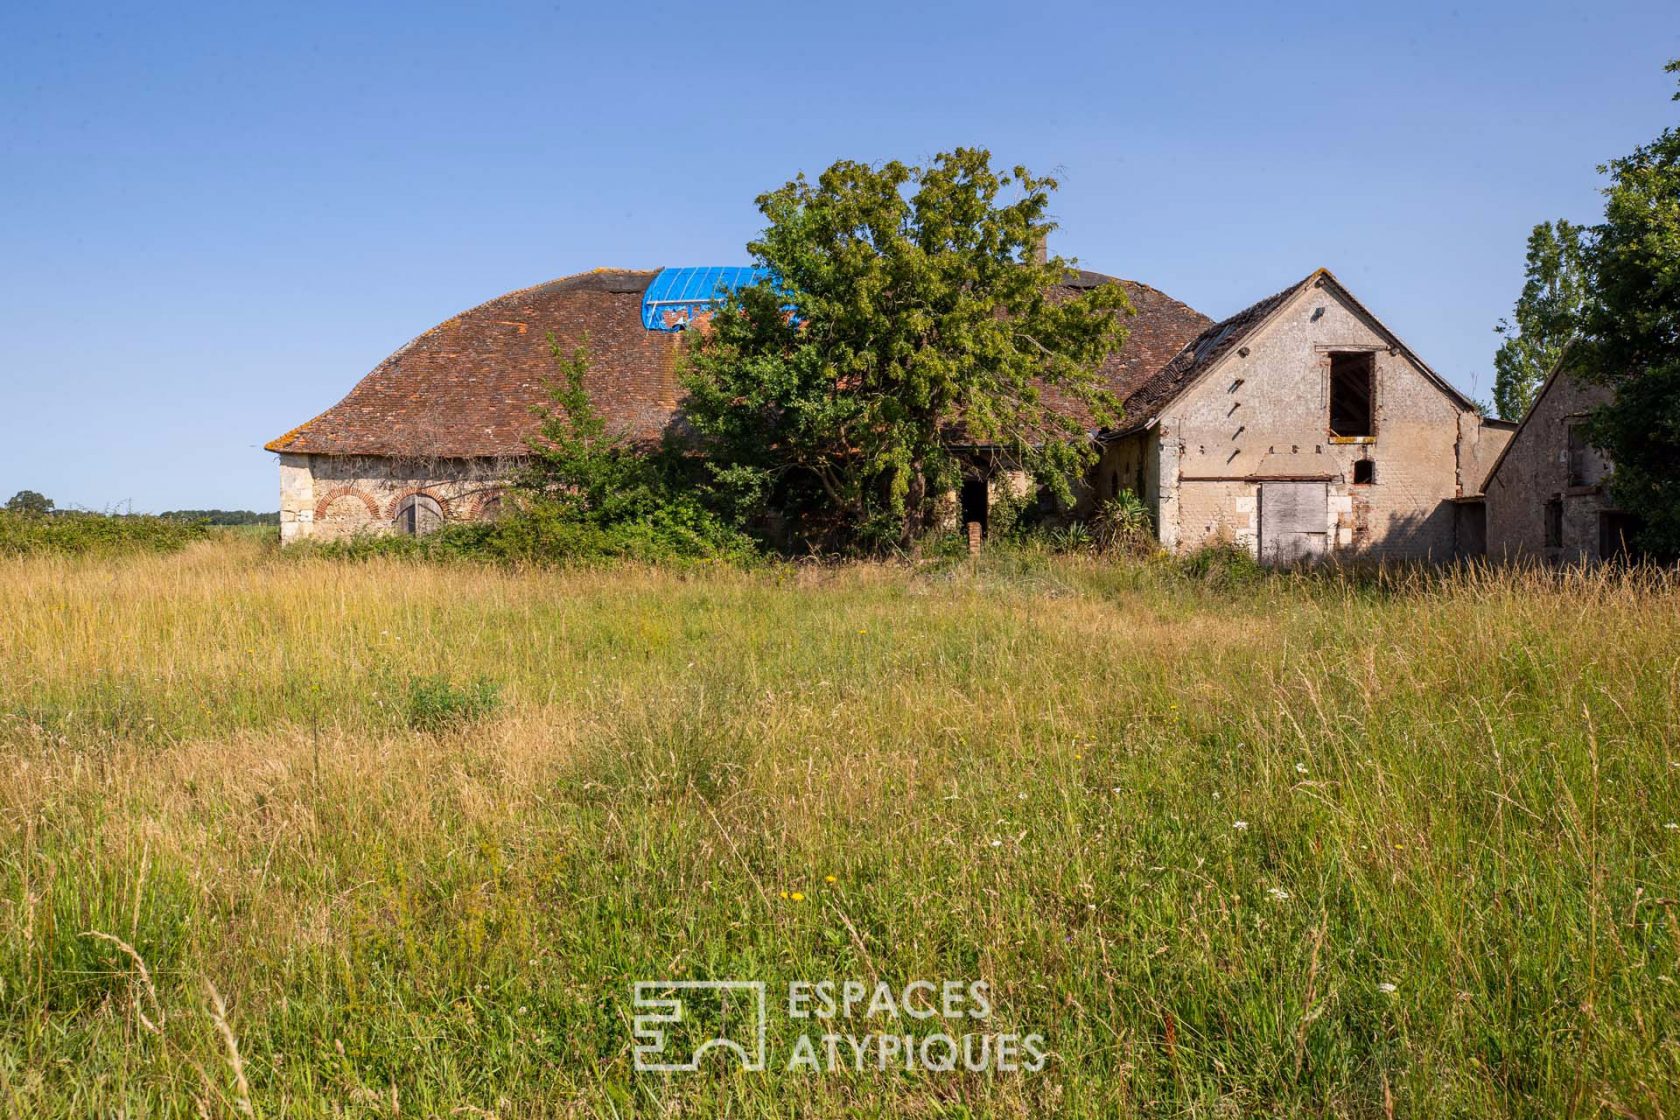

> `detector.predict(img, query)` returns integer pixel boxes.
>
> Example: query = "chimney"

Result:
[1031,231,1048,266]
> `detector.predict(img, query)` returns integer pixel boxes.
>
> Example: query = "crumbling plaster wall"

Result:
[277,454,513,543]
[1147,283,1473,560]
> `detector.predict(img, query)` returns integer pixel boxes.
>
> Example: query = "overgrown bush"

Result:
[1177,540,1265,587]
[1091,490,1155,555]
[0,510,210,556]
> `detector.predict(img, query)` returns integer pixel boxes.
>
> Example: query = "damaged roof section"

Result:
[640,266,775,331]
[1104,273,1313,438]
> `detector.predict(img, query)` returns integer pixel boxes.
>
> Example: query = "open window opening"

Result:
[1544,497,1563,549]
[1567,422,1592,488]
[1352,459,1375,485]
[1328,352,1374,438]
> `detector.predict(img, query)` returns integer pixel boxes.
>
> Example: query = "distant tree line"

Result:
[158,509,281,525]
[4,491,278,526]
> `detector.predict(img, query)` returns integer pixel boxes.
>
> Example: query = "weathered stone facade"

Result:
[278,453,512,544]
[1483,367,1627,563]
[1091,271,1512,561]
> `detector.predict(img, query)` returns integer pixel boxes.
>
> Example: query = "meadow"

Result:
[1,533,1677,1117]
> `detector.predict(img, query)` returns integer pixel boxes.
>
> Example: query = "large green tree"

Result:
[1579,60,1680,559]
[680,148,1132,554]
[1492,219,1588,420]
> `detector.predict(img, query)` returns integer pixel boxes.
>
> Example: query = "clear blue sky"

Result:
[2,1,1675,512]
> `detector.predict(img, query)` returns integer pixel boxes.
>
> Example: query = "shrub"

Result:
[1177,541,1265,587]
[0,510,210,556]
[1091,490,1155,555]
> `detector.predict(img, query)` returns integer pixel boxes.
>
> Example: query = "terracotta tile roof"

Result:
[267,266,1211,459]
[1036,270,1214,431]
[265,269,677,457]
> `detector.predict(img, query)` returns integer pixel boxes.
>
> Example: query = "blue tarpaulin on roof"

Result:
[640,266,775,331]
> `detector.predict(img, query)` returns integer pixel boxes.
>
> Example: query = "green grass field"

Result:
[2,535,1678,1117]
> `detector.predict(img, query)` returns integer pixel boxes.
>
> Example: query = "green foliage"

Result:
[1177,541,1265,587]
[311,339,757,567]
[1578,60,1680,560]
[0,510,209,556]
[402,672,502,732]
[511,337,757,563]
[5,489,53,515]
[159,509,280,526]
[1091,490,1156,555]
[1493,220,1589,420]
[681,148,1132,555]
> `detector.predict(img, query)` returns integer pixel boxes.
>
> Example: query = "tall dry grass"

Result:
[1,536,1677,1116]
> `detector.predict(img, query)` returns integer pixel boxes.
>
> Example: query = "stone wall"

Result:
[1483,370,1617,563]
[278,454,515,543]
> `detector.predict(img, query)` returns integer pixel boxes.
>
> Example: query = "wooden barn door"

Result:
[1259,482,1328,566]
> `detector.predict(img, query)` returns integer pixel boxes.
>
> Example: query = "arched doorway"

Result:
[393,493,443,536]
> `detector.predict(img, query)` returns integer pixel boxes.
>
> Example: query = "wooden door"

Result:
[1259,482,1328,566]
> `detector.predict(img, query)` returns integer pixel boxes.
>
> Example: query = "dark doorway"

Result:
[960,478,989,536]
[1599,511,1641,562]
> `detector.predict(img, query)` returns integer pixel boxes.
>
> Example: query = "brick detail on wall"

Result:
[314,486,381,521]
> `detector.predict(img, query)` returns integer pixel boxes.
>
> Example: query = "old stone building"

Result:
[1087,269,1512,562]
[269,263,1512,562]
[1481,363,1638,563]
[266,265,1209,544]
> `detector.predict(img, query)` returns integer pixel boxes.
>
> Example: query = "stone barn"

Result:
[266,265,1209,545]
[1481,363,1638,563]
[268,263,1511,563]
[1087,269,1513,562]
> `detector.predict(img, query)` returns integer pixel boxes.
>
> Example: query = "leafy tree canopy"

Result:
[512,337,753,562]
[4,490,53,515]
[1579,60,1680,559]
[680,148,1133,554]
[1493,219,1588,420]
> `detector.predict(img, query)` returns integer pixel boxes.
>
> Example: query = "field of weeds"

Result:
[1,535,1677,1116]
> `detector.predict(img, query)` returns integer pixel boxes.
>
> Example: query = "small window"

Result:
[478,493,504,521]
[394,493,443,536]
[1566,422,1591,487]
[1544,497,1563,549]
[1328,352,1374,438]
[1352,460,1375,485]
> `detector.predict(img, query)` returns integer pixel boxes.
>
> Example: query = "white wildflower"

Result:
[1232,820,1249,831]
[1377,982,1397,994]
[1666,822,1679,831]
[1295,763,1308,774]
[990,839,1003,848]
[1267,887,1290,901]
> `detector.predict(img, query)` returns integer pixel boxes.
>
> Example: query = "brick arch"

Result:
[472,489,506,519]
[314,486,381,521]
[385,487,452,521]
